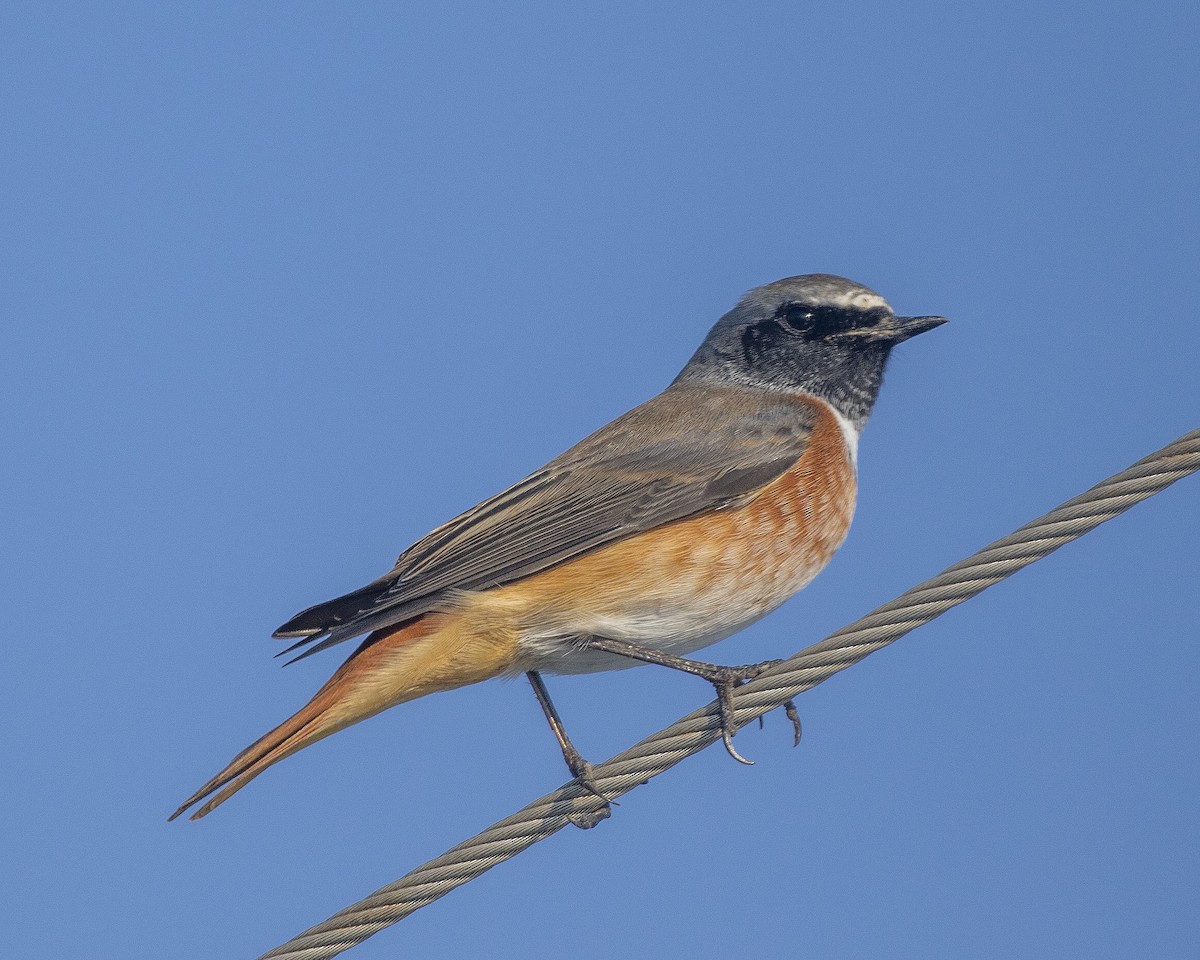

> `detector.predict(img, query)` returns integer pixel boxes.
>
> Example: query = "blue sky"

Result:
[3,2,1198,958]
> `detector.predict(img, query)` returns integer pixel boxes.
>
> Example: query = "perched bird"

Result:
[171,274,945,823]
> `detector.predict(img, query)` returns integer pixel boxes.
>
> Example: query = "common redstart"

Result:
[171,274,946,822]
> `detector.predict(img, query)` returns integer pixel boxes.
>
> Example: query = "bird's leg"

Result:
[525,671,613,829]
[578,637,802,763]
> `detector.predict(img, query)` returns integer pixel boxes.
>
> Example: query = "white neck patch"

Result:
[828,406,860,469]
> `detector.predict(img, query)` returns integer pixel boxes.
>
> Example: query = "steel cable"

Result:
[258,427,1200,960]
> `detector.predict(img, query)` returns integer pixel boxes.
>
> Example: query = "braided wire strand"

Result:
[258,428,1200,960]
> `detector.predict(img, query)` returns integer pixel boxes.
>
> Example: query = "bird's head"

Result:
[677,274,947,430]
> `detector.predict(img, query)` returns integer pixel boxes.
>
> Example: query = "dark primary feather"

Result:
[275,382,818,661]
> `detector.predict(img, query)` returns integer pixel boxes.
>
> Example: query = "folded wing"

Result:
[275,383,817,661]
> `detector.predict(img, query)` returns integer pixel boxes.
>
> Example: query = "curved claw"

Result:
[714,673,801,762]
[721,726,755,765]
[572,762,619,807]
[714,676,755,764]
[565,766,615,830]
[568,801,612,830]
[785,700,802,747]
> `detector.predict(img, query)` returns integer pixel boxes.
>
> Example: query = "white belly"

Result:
[523,605,775,675]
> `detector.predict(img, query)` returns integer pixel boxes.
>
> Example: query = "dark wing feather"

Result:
[275,383,818,661]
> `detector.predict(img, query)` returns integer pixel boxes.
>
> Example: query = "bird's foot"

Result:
[574,640,802,765]
[695,659,802,763]
[560,747,615,829]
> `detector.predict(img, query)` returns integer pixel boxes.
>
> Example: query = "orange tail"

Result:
[170,615,443,821]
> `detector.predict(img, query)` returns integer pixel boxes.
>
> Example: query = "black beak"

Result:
[880,315,948,343]
[833,314,948,344]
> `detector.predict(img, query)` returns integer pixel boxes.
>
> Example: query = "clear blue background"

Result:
[3,2,1197,958]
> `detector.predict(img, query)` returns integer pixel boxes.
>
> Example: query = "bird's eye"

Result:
[776,303,842,336]
[777,304,816,333]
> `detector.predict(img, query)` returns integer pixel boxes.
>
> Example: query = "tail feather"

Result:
[171,615,439,821]
[169,671,360,821]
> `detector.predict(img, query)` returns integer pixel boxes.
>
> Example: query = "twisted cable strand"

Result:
[258,428,1200,960]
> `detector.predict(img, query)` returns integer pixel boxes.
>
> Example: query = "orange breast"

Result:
[456,397,859,672]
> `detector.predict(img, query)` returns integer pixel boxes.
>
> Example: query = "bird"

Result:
[170,273,946,824]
